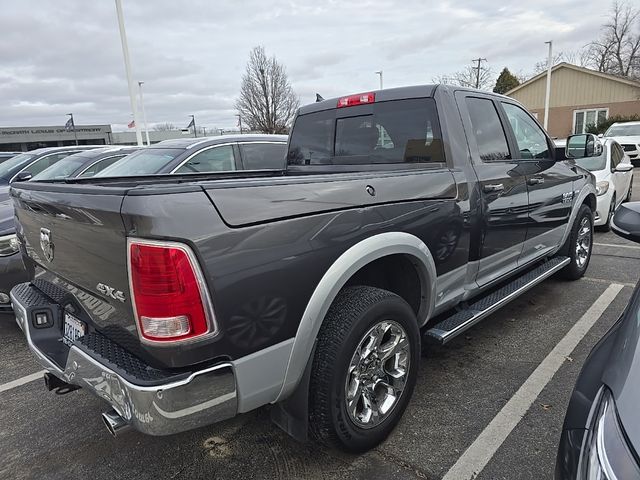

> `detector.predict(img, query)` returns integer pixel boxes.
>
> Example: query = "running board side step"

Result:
[425,256,570,344]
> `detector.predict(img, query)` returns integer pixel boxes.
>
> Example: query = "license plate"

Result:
[63,313,86,346]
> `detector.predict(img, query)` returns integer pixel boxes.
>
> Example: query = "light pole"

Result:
[138,81,150,146]
[543,41,553,131]
[114,0,143,146]
[66,113,78,146]
[375,70,383,89]
[189,115,197,138]
[236,114,243,134]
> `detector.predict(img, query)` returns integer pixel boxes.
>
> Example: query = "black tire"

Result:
[598,194,615,232]
[559,204,593,280]
[309,285,420,453]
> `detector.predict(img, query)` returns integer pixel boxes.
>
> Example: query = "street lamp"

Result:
[66,113,78,146]
[543,41,553,131]
[375,70,383,89]
[189,115,197,138]
[138,81,150,146]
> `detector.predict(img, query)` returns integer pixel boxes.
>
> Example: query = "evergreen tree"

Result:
[493,68,520,94]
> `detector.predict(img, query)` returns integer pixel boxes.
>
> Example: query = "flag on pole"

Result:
[128,120,135,129]
[64,117,74,131]
[186,117,195,129]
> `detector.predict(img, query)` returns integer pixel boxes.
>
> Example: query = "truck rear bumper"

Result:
[11,282,237,436]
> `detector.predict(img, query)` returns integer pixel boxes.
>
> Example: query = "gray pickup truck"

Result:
[10,85,597,453]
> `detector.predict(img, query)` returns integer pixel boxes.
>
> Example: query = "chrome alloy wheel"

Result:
[576,216,592,268]
[344,320,410,429]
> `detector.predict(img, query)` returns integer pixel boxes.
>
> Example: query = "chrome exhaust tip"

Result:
[102,410,130,437]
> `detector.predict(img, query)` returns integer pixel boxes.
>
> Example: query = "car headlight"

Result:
[581,388,640,479]
[0,233,19,257]
[596,181,610,196]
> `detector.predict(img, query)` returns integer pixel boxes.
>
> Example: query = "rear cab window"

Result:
[287,98,446,169]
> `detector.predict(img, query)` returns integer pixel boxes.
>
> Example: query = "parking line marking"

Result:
[594,242,640,250]
[0,371,45,394]
[584,277,636,288]
[442,283,624,480]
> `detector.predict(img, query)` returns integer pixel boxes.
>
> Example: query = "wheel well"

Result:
[344,254,424,318]
[583,193,597,212]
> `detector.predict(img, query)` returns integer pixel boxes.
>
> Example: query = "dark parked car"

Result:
[0,152,21,164]
[95,134,288,177]
[0,146,109,310]
[0,186,27,312]
[32,147,140,181]
[0,145,103,185]
[556,202,640,479]
[11,85,597,452]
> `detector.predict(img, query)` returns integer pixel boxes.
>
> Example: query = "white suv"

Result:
[603,121,640,167]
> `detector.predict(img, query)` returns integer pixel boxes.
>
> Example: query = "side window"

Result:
[465,97,511,162]
[240,143,287,170]
[25,152,73,176]
[611,144,622,169]
[174,145,236,174]
[78,155,126,177]
[502,103,550,160]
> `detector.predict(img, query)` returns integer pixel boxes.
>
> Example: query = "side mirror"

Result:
[611,202,640,243]
[598,133,604,138]
[615,163,634,173]
[14,171,32,182]
[566,134,603,159]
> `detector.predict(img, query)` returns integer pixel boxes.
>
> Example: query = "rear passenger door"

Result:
[457,93,529,287]
[499,101,577,264]
[610,142,630,206]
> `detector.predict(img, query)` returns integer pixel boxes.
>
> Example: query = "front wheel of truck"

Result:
[558,204,593,280]
[308,285,420,453]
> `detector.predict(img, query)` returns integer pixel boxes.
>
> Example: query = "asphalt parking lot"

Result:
[1,173,640,480]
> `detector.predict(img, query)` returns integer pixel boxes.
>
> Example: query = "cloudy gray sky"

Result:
[1,0,607,131]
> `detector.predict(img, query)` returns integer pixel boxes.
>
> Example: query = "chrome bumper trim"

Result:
[11,286,237,436]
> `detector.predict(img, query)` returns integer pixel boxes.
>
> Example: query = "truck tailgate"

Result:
[12,185,135,335]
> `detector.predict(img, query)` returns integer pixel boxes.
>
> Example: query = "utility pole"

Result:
[543,41,553,131]
[471,58,487,89]
[138,81,150,146]
[375,70,383,89]
[236,114,243,134]
[114,0,143,146]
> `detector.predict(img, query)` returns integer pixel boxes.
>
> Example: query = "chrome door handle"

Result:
[483,183,504,193]
[527,177,544,185]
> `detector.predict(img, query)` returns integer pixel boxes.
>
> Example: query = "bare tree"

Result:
[584,1,640,78]
[153,122,177,131]
[235,46,300,134]
[531,50,589,75]
[432,65,494,91]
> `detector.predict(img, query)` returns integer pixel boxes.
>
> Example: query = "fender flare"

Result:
[558,182,597,249]
[274,231,436,402]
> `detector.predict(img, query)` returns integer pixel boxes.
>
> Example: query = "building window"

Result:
[573,108,608,134]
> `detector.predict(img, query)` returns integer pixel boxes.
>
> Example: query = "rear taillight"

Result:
[128,239,215,343]
[337,92,375,108]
